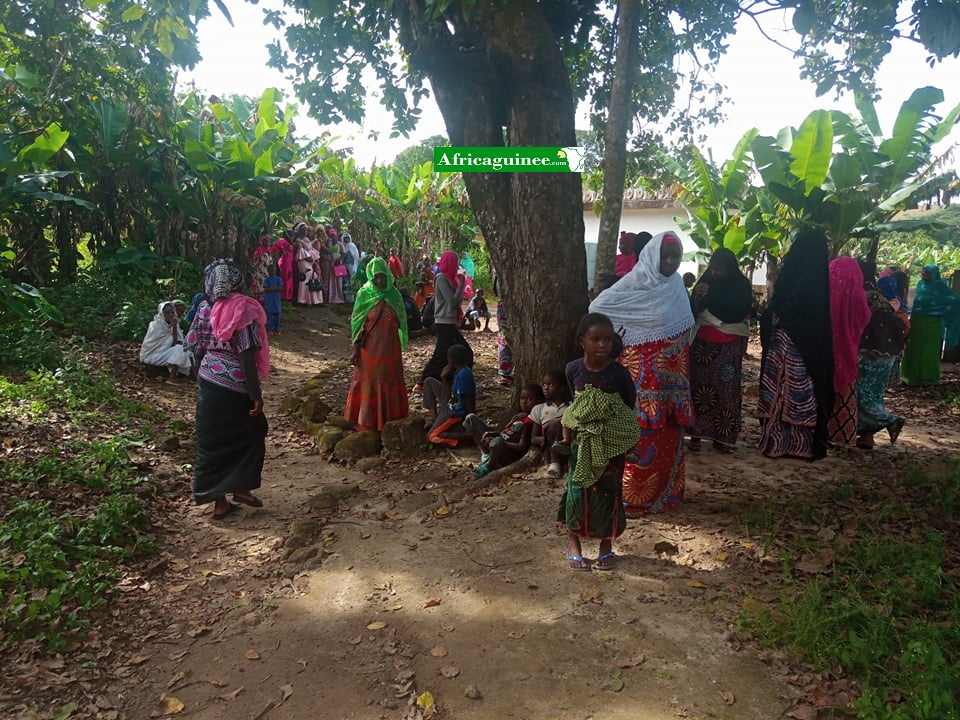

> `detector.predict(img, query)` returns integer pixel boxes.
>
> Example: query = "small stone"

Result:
[355,456,386,472]
[333,431,382,461]
[464,684,481,699]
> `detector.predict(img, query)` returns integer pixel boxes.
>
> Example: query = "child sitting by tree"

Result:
[424,344,476,447]
[529,370,570,478]
[464,383,544,478]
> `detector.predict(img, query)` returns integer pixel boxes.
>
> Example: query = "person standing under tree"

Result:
[344,257,409,431]
[388,247,404,280]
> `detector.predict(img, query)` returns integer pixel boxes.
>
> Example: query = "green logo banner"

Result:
[433,147,586,173]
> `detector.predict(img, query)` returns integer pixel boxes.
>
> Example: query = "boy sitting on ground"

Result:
[424,344,476,447]
[464,383,544,477]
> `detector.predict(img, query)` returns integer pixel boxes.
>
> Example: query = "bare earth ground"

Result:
[6,304,960,720]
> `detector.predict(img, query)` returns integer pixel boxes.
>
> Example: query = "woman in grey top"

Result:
[413,250,474,395]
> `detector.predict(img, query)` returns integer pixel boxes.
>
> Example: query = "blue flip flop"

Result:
[567,554,590,571]
[595,552,617,571]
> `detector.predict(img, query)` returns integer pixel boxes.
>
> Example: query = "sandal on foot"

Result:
[212,502,240,520]
[232,493,263,508]
[547,462,562,478]
[888,419,905,444]
[551,441,571,457]
[472,464,489,478]
[567,554,590,571]
[595,552,617,571]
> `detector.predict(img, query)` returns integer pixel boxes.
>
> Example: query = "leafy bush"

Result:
[0,366,161,650]
[742,532,960,720]
[51,252,202,341]
[0,315,64,371]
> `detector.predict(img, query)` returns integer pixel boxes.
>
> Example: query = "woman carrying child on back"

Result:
[463,383,544,478]
[556,313,641,572]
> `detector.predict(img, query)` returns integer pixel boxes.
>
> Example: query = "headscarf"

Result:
[460,252,476,279]
[204,259,270,381]
[588,231,695,346]
[253,234,272,261]
[139,302,181,362]
[438,250,460,289]
[693,248,753,324]
[351,257,408,350]
[761,229,833,458]
[829,257,871,389]
[877,275,909,312]
[204,258,244,301]
[912,264,960,348]
[185,292,206,325]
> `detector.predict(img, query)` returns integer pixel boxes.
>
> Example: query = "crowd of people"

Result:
[138,223,960,568]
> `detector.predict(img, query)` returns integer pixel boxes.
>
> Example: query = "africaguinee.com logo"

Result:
[433,147,586,173]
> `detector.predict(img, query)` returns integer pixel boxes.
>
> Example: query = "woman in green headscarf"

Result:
[344,257,410,430]
[901,264,960,386]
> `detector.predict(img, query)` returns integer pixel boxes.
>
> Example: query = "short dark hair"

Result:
[575,312,623,359]
[521,382,546,404]
[447,344,470,366]
[634,231,653,255]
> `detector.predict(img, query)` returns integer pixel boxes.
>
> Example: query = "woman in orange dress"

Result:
[588,231,695,516]
[344,257,409,431]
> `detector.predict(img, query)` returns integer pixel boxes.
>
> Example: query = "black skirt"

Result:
[193,380,268,504]
[419,323,474,383]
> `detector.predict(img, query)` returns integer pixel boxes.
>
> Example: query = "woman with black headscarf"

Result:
[185,259,271,519]
[757,229,834,459]
[688,248,753,453]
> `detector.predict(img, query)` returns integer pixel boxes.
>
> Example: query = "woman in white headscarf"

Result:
[589,231,695,516]
[139,301,193,381]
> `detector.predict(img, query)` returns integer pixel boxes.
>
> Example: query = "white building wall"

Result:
[583,207,699,289]
[582,206,767,289]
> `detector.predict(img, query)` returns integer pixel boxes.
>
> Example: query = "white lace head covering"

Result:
[588,231,695,346]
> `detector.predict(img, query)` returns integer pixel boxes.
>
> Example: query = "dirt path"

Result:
[23,304,960,720]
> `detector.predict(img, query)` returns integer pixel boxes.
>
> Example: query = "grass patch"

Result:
[0,362,163,651]
[740,469,960,720]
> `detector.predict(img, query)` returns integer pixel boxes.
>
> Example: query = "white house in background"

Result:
[582,187,768,288]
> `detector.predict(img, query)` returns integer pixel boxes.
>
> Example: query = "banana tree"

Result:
[752,87,960,258]
[660,132,781,275]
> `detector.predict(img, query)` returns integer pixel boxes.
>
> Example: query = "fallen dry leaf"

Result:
[244,650,260,660]
[367,622,387,630]
[128,655,151,665]
[440,665,460,678]
[360,531,371,539]
[719,689,736,704]
[786,705,818,720]
[279,684,293,702]
[416,691,435,710]
[159,696,185,715]
[686,580,707,589]
[430,646,448,657]
[423,598,442,608]
[580,587,601,602]
[166,671,186,689]
[435,506,452,517]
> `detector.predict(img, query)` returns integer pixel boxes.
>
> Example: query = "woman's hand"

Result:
[351,345,361,366]
[249,399,264,416]
[693,283,709,299]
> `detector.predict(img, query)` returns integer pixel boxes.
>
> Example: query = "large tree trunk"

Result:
[594,0,640,288]
[400,0,588,385]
